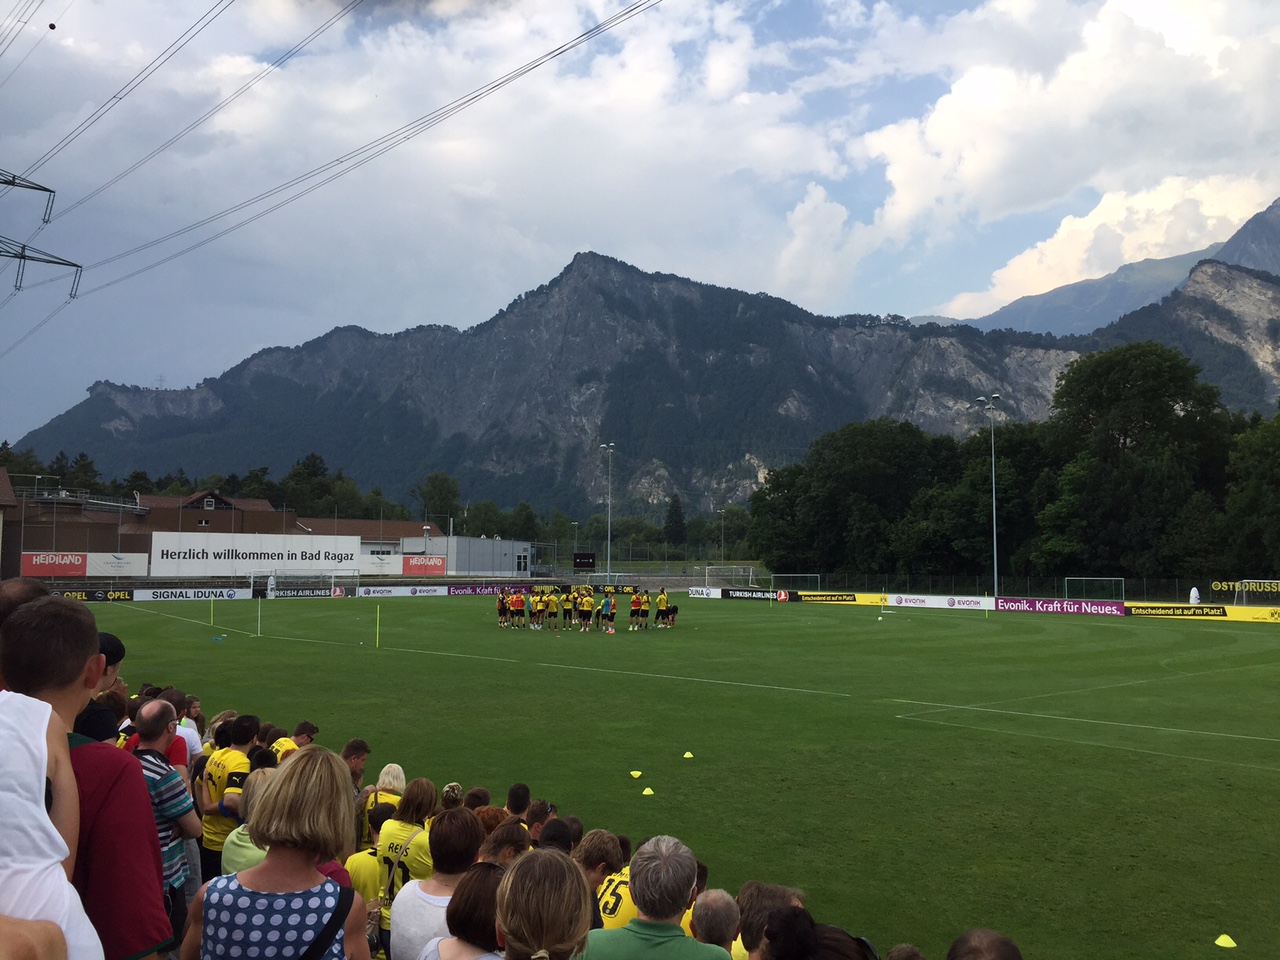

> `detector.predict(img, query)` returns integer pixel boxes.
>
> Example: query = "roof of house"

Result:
[137,491,278,512]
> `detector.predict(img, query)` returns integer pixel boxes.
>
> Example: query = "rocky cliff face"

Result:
[18,252,1280,512]
[1213,198,1280,276]
[1174,261,1280,404]
[18,254,1067,511]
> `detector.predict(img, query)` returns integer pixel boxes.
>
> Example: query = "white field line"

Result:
[532,661,852,697]
[889,699,1280,743]
[908,657,1280,716]
[116,605,836,692]
[899,715,1280,774]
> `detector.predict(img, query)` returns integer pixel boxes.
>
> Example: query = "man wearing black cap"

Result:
[73,631,126,742]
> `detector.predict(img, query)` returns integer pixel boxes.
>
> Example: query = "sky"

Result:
[2,0,1279,442]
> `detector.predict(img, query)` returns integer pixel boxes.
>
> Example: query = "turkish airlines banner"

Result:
[402,555,446,576]
[22,552,88,576]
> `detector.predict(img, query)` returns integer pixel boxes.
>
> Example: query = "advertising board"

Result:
[995,597,1125,616]
[50,588,133,602]
[150,533,361,577]
[402,556,446,576]
[21,552,87,576]
[356,586,449,598]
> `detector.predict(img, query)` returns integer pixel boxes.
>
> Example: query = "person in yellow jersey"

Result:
[347,801,398,959]
[532,590,546,630]
[375,777,438,956]
[359,762,406,850]
[630,590,642,631]
[572,829,624,929]
[546,589,560,631]
[596,863,637,929]
[578,589,595,633]
[656,587,670,628]
[199,713,258,881]
[271,719,318,764]
[640,589,652,629]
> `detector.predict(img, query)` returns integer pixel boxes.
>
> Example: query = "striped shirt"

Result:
[134,747,195,889]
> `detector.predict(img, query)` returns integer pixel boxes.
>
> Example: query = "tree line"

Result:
[747,342,1280,580]
[0,445,752,560]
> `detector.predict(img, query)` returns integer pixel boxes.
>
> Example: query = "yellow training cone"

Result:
[630,771,642,779]
[683,751,694,759]
[1215,934,1237,948]
[642,787,654,796]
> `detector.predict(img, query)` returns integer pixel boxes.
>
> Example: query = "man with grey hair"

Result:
[133,698,202,944]
[582,836,726,960]
[691,889,739,954]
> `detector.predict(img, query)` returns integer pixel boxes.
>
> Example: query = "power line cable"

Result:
[0,0,44,61]
[51,0,365,222]
[0,0,76,94]
[81,0,664,281]
[3,0,236,189]
[2,0,666,351]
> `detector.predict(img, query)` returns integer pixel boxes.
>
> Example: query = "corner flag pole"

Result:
[257,599,262,637]
[376,605,381,649]
[210,596,214,627]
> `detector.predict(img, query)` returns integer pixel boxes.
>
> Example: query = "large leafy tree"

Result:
[411,470,462,527]
[509,502,541,541]
[1033,342,1233,577]
[663,495,686,545]
[1223,413,1280,572]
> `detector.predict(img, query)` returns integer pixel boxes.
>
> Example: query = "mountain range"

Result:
[17,200,1280,515]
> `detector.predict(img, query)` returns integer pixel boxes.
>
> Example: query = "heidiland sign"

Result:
[402,556,446,576]
[150,533,361,577]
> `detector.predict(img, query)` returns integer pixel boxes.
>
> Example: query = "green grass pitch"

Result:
[94,595,1280,960]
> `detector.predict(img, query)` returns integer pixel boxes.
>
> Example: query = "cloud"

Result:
[778,0,1280,310]
[4,0,1280,443]
[940,177,1280,317]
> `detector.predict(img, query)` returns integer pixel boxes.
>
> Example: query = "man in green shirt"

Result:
[582,836,725,960]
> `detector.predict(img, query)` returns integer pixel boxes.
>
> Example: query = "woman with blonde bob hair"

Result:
[181,746,370,960]
[496,848,592,960]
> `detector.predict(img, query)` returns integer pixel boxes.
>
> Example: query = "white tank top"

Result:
[0,690,105,959]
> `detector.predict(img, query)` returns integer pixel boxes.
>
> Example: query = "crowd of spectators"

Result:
[0,577,1023,960]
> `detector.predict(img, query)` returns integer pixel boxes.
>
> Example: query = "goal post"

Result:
[248,569,359,597]
[1063,577,1125,602]
[1232,580,1280,605]
[706,565,756,588]
[771,573,821,592]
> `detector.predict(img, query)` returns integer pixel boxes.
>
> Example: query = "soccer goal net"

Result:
[705,565,759,588]
[248,569,359,598]
[771,574,821,592]
[1232,580,1280,605]
[1064,577,1125,602]
[587,572,626,587]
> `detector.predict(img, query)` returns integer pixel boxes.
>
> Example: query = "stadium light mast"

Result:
[571,521,579,554]
[600,443,615,576]
[718,508,726,562]
[975,394,1001,599]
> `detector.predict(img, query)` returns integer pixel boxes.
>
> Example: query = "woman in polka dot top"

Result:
[181,746,371,960]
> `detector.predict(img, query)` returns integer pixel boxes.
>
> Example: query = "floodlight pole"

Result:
[571,521,578,554]
[975,394,1001,599]
[600,443,615,576]
[718,508,725,562]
